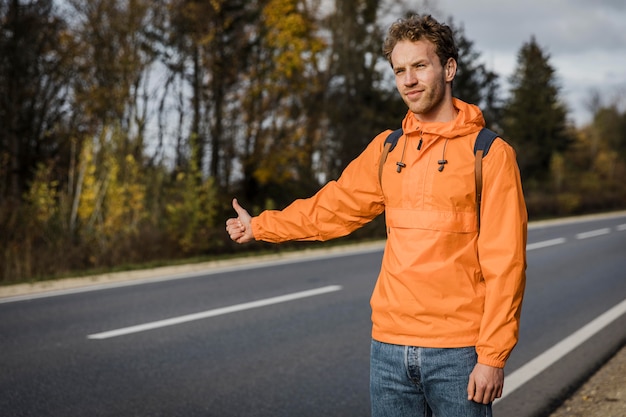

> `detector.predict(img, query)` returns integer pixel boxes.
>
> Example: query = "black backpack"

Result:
[377,128,499,231]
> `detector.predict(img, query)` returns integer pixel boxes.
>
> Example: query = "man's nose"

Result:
[403,70,417,86]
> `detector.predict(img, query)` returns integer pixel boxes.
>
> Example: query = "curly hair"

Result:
[382,14,458,68]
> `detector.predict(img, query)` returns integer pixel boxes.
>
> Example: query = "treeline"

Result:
[1,0,625,283]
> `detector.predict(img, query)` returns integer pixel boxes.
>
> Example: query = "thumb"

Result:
[232,198,249,218]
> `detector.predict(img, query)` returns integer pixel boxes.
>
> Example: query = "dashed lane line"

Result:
[526,238,566,251]
[576,228,611,240]
[87,285,343,340]
[527,224,623,251]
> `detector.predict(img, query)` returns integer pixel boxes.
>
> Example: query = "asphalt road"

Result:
[1,213,625,417]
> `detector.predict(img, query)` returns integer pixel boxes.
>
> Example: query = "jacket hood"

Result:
[401,98,485,140]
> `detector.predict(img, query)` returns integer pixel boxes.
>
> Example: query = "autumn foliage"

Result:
[1,1,624,282]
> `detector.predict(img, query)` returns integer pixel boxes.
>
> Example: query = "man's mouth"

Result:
[406,89,423,100]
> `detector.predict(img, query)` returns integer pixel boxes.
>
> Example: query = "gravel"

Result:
[548,344,626,417]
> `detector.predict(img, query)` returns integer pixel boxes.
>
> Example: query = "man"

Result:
[226,14,527,417]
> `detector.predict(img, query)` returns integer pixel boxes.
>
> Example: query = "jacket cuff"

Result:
[477,355,506,369]
[251,217,262,241]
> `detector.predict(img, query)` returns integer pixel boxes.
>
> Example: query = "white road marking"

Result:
[616,224,626,231]
[526,238,566,251]
[87,285,343,340]
[498,298,626,401]
[576,228,611,240]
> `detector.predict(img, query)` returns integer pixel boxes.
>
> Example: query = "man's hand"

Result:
[225,198,254,244]
[467,363,504,404]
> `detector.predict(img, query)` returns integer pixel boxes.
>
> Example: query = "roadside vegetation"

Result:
[1,0,625,283]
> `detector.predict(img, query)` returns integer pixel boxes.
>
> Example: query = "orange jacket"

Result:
[251,99,527,368]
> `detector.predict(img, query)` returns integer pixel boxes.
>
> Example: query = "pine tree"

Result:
[502,36,571,185]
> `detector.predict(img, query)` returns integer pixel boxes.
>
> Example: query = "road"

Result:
[1,212,625,417]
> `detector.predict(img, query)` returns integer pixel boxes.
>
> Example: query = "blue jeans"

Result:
[370,340,491,417]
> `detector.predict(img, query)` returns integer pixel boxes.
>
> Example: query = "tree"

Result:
[68,0,157,152]
[62,0,162,260]
[0,0,80,280]
[542,101,626,216]
[501,36,571,185]
[163,0,257,181]
[0,0,74,201]
[236,0,326,205]
[593,105,626,159]
[322,0,404,179]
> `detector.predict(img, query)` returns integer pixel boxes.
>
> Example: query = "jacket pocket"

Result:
[385,207,477,233]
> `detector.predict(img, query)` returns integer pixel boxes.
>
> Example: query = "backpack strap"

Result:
[378,128,403,185]
[474,128,499,232]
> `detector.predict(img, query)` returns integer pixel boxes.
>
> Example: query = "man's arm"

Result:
[476,140,527,366]
[467,140,527,403]
[229,132,388,244]
[226,198,254,244]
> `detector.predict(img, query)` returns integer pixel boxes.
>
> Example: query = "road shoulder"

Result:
[548,343,626,417]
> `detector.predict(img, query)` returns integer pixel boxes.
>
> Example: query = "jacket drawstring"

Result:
[438,139,449,172]
[396,133,449,173]
[396,134,410,173]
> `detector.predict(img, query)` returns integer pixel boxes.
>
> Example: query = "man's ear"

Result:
[445,58,457,82]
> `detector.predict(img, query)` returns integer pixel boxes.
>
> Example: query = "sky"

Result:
[423,0,626,127]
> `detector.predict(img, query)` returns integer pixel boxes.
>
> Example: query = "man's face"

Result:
[391,39,455,121]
